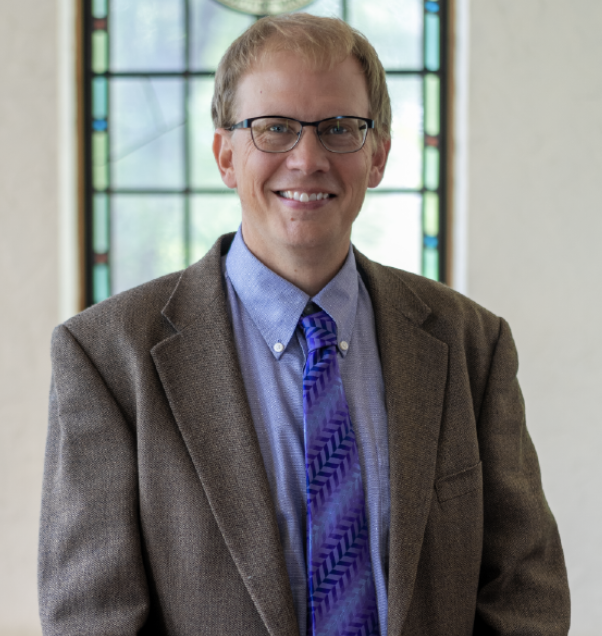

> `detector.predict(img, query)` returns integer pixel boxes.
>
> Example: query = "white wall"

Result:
[0,1,600,634]
[467,2,602,634]
[0,1,58,634]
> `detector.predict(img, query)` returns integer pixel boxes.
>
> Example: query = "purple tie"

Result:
[299,310,380,636]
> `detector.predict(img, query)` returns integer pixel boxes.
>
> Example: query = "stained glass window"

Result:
[84,0,447,304]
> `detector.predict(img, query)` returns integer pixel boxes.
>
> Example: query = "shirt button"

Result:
[340,341,349,351]
[273,342,284,353]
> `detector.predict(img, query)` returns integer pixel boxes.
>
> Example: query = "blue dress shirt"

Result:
[223,229,390,636]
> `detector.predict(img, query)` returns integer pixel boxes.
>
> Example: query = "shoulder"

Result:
[356,251,502,337]
[55,233,234,359]
[354,251,508,375]
[57,269,184,356]
[386,266,499,331]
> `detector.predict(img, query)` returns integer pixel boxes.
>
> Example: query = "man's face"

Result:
[213,49,390,269]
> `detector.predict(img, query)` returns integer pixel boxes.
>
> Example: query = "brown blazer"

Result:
[39,233,569,635]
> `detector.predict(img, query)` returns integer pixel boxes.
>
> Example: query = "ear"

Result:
[213,129,238,189]
[367,137,391,188]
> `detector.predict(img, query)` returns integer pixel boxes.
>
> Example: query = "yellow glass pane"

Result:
[92,31,108,74]
[423,192,439,236]
[92,132,109,191]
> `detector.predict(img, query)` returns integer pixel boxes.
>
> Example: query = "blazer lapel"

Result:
[151,235,298,636]
[356,252,449,636]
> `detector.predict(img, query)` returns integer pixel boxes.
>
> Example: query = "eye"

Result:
[325,123,349,135]
[268,124,289,133]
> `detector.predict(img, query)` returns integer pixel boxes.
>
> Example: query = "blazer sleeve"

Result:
[474,317,570,634]
[39,324,149,635]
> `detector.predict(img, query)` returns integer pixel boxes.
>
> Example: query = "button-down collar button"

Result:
[340,341,349,351]
[273,342,284,353]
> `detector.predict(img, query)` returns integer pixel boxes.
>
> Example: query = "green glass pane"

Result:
[190,195,242,263]
[352,192,422,274]
[348,0,422,69]
[111,195,186,294]
[189,0,254,71]
[92,0,107,19]
[424,146,439,191]
[423,246,439,281]
[425,13,440,71]
[111,78,185,189]
[111,0,185,72]
[92,131,109,191]
[189,78,228,190]
[93,263,110,303]
[92,31,108,74]
[378,75,422,190]
[424,74,440,136]
[93,193,110,252]
[423,192,439,236]
[92,76,108,120]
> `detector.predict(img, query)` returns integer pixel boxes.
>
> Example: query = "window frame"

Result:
[80,0,452,307]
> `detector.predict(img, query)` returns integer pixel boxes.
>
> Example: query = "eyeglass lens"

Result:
[250,117,368,153]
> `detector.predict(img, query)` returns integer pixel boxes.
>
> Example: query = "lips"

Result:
[277,191,333,202]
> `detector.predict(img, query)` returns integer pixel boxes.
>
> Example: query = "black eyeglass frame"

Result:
[228,115,376,154]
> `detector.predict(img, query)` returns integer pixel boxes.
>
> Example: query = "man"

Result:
[39,14,569,636]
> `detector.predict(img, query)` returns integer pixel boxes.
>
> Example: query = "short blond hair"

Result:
[211,13,391,141]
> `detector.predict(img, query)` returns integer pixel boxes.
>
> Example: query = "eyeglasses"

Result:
[229,116,375,154]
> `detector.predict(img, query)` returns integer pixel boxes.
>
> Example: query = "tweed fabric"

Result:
[300,311,379,636]
[40,233,570,635]
[223,230,389,636]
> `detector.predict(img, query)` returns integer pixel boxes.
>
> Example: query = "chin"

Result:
[283,228,346,253]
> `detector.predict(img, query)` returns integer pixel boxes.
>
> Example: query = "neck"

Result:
[241,230,350,297]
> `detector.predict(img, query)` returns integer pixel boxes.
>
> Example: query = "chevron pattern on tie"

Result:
[299,310,380,636]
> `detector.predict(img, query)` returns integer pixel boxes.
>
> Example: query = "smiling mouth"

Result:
[277,191,334,202]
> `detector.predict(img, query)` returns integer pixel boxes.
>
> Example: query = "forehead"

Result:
[233,51,370,122]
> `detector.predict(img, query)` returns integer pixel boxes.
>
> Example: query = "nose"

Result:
[285,125,330,174]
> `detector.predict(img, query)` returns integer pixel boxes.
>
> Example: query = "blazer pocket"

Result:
[435,461,482,503]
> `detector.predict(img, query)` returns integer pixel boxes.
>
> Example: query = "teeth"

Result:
[279,191,330,201]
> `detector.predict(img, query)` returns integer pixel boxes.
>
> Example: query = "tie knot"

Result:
[299,310,338,352]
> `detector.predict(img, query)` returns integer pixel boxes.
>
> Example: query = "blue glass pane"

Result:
[92,0,107,19]
[111,195,186,294]
[423,246,439,280]
[425,13,440,72]
[92,77,107,119]
[348,0,423,69]
[378,76,423,190]
[111,0,185,72]
[352,192,422,274]
[189,0,254,71]
[189,78,228,189]
[190,195,241,263]
[93,263,110,303]
[111,78,185,189]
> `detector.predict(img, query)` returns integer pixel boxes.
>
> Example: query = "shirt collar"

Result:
[225,227,359,360]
